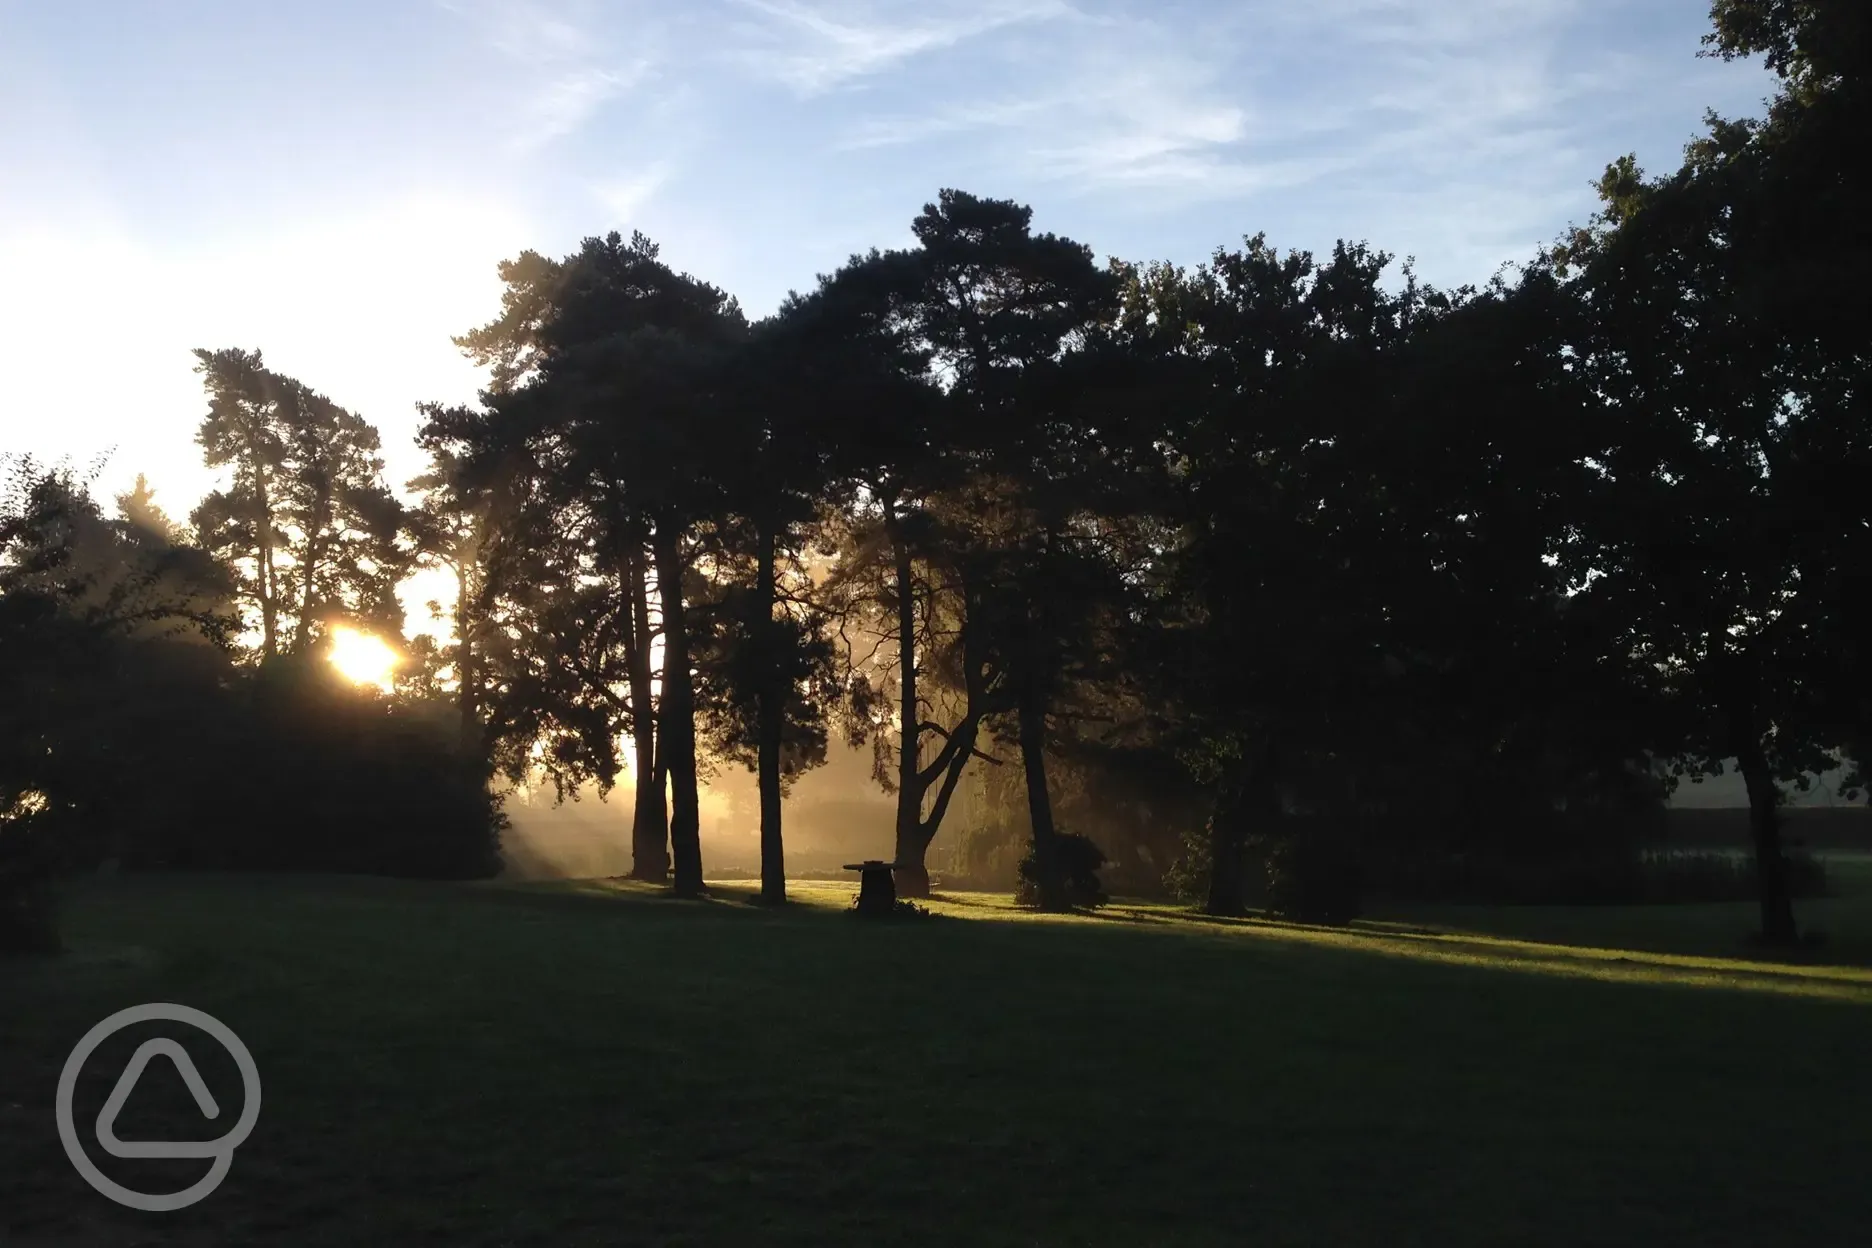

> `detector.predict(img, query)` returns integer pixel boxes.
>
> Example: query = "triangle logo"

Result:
[94,1038,226,1160]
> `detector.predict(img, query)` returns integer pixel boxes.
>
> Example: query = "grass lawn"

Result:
[4,873,1871,1246]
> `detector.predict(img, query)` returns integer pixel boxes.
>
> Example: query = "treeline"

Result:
[3,0,1868,951]
[0,459,502,950]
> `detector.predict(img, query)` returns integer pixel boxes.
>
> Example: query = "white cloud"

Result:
[514,63,646,150]
[828,15,1276,204]
[726,0,1069,94]
[438,0,651,151]
[797,0,1771,263]
[594,162,672,224]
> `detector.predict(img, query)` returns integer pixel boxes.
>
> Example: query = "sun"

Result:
[327,625,400,691]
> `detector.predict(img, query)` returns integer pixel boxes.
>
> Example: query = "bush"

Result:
[1259,832,1363,925]
[139,667,505,881]
[847,896,936,920]
[1014,831,1109,909]
[1638,849,1828,904]
[943,827,1025,892]
[1162,822,1212,905]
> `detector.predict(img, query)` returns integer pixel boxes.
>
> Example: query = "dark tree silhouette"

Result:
[191,349,411,658]
[450,232,747,896]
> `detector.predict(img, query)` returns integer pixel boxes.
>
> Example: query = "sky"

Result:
[1,0,1779,527]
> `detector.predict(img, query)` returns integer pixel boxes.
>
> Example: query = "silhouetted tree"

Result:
[814,190,1119,899]
[1551,84,1868,943]
[191,348,412,657]
[451,232,747,896]
[2,456,237,948]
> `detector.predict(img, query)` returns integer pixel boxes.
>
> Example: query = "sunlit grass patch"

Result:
[607,880,1872,1003]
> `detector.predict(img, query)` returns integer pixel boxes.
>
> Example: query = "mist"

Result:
[499,737,897,881]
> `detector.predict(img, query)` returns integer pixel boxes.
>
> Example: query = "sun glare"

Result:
[328,625,400,691]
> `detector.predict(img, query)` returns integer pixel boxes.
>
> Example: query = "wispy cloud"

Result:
[726,0,1070,94]
[438,0,593,63]
[825,11,1283,205]
[517,64,646,148]
[593,162,672,225]
[800,0,1736,241]
[438,0,650,151]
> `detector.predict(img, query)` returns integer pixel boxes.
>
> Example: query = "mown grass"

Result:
[3,871,1870,1246]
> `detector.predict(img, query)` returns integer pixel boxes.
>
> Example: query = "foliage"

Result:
[436,230,752,894]
[0,457,500,929]
[1014,831,1108,910]
[145,657,505,879]
[1257,831,1364,926]
[847,895,936,920]
[1162,822,1213,906]
[1,455,240,949]
[190,348,412,658]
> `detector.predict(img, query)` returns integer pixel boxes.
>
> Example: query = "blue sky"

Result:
[1,0,1777,518]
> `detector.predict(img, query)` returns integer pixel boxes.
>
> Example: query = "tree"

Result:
[415,397,637,818]
[190,348,412,659]
[694,305,854,903]
[1551,127,1865,943]
[116,473,181,543]
[814,190,1119,899]
[449,231,748,896]
[191,348,288,656]
[1143,238,1446,913]
[946,337,1155,911]
[1,456,239,949]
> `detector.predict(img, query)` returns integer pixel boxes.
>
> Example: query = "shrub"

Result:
[1637,849,1828,904]
[1162,822,1212,905]
[143,674,506,881]
[848,896,936,920]
[1260,831,1363,925]
[1014,831,1109,909]
[943,829,1025,892]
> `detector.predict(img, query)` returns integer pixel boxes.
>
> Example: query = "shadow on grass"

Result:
[491,877,874,925]
[449,876,1872,1004]
[1105,902,1872,1001]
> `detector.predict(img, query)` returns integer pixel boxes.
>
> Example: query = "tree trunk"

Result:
[1204,771,1250,916]
[291,488,331,654]
[454,557,480,754]
[755,522,786,904]
[1735,724,1799,946]
[653,524,703,897]
[1018,692,1067,911]
[1720,648,1799,946]
[884,501,930,898]
[255,471,278,660]
[625,540,668,881]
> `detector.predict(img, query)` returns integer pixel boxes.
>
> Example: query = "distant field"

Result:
[1664,806,1872,849]
[4,873,1870,1246]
